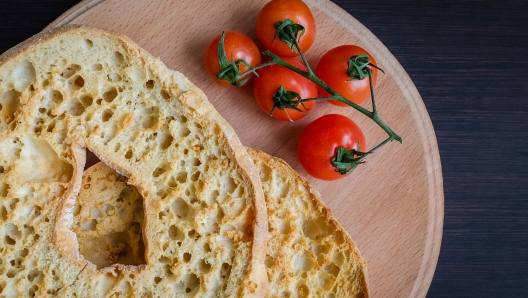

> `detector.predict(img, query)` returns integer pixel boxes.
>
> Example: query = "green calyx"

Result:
[331,141,369,175]
[346,54,384,81]
[273,19,306,53]
[270,86,308,121]
[216,32,257,86]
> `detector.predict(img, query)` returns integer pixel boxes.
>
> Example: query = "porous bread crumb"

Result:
[247,149,370,298]
[0,25,267,297]
[77,148,370,298]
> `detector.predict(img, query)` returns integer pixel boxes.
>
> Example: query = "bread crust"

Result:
[0,25,267,297]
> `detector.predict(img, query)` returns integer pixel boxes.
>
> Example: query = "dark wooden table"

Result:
[1,0,527,296]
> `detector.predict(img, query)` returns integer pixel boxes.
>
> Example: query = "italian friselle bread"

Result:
[248,149,369,298]
[0,25,267,297]
[77,149,370,298]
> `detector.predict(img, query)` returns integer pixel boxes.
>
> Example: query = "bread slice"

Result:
[78,150,370,297]
[247,149,369,298]
[71,162,146,269]
[0,25,267,297]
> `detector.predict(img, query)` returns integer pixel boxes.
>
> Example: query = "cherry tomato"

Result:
[204,31,261,87]
[253,57,317,121]
[297,114,366,180]
[256,0,316,57]
[315,45,379,106]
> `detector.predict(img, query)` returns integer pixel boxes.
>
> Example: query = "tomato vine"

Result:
[215,18,402,175]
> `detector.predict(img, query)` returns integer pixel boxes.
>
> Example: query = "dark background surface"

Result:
[1,0,527,296]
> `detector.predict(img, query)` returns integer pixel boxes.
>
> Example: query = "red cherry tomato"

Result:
[256,0,316,57]
[253,58,317,121]
[297,114,366,180]
[204,31,261,87]
[315,45,379,106]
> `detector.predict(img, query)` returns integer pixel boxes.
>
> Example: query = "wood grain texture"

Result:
[334,1,528,296]
[44,1,443,297]
[6,0,527,297]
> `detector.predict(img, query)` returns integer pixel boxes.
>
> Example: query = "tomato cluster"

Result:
[203,0,382,181]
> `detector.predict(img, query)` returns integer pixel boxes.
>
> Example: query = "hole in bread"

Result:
[324,262,340,277]
[334,231,345,245]
[172,197,193,221]
[198,259,211,273]
[187,229,199,239]
[221,262,231,279]
[278,219,292,234]
[27,268,41,282]
[111,51,124,66]
[145,80,154,89]
[125,149,133,159]
[0,183,9,197]
[190,171,201,182]
[81,219,98,231]
[175,171,187,184]
[302,218,323,240]
[73,161,148,270]
[91,63,103,71]
[14,136,72,183]
[154,276,162,285]
[65,98,85,116]
[49,89,64,104]
[102,87,118,102]
[183,252,191,263]
[0,90,22,125]
[80,95,93,107]
[152,162,170,178]
[160,90,170,100]
[160,133,173,150]
[13,60,36,91]
[107,73,122,82]
[312,244,330,265]
[317,271,335,291]
[168,225,184,241]
[226,177,237,194]
[68,75,85,91]
[159,256,171,264]
[293,252,315,274]
[297,282,310,298]
[142,114,159,129]
[102,109,113,122]
[85,39,93,49]
[167,177,177,188]
[0,206,7,220]
[61,64,80,79]
[203,243,212,253]
[185,274,200,294]
[5,234,16,245]
[265,256,274,268]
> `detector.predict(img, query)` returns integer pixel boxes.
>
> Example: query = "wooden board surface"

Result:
[47,0,444,297]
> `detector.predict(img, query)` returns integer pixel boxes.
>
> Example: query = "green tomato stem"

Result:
[215,21,401,174]
[263,50,402,146]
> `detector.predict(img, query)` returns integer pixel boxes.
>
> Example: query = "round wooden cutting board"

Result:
[47,0,444,296]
